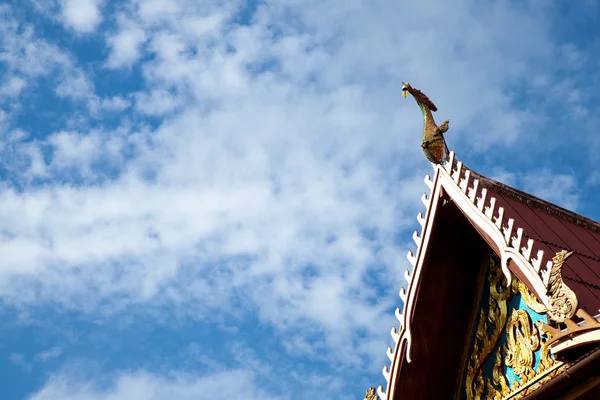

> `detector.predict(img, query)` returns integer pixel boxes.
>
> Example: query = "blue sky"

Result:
[0,0,599,399]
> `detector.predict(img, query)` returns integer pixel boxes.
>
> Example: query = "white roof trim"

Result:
[379,151,555,400]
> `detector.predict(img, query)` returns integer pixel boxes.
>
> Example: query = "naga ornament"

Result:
[402,82,450,165]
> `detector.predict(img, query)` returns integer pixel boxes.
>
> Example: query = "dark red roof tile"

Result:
[556,219,600,259]
[564,276,600,315]
[469,170,600,315]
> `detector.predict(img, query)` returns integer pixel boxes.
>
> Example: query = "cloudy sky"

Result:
[0,0,599,399]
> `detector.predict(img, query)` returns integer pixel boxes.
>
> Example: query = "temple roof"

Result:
[378,152,600,400]
[473,171,600,317]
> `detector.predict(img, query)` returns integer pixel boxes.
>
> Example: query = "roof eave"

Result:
[380,152,560,399]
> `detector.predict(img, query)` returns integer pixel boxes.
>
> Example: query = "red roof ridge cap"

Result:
[469,170,600,234]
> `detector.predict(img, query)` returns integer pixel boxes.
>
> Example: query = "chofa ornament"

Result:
[513,250,577,323]
[545,250,577,323]
[401,82,450,165]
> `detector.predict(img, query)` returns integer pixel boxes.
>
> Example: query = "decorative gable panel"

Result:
[462,254,567,399]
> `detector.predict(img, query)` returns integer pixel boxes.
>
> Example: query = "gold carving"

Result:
[511,250,576,323]
[466,257,511,400]
[534,251,600,354]
[509,364,568,400]
[546,250,577,323]
[505,310,540,387]
[536,321,556,372]
[484,310,560,399]
[364,387,378,400]
[487,351,510,399]
[511,279,547,314]
[505,311,558,388]
[465,256,563,399]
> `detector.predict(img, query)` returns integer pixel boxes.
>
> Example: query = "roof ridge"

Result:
[522,235,600,263]
[468,169,600,235]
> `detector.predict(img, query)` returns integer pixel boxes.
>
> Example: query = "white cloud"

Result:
[37,347,63,362]
[0,0,574,339]
[26,0,104,33]
[2,0,599,393]
[10,353,32,372]
[27,369,280,400]
[586,171,600,187]
[0,6,99,111]
[49,130,101,165]
[59,0,105,34]
[55,71,96,101]
[27,0,60,15]
[135,0,182,24]
[0,76,27,97]
[523,170,580,210]
[489,168,517,187]
[101,96,131,112]
[134,89,180,116]
[0,11,71,78]
[105,17,147,69]
[486,167,581,211]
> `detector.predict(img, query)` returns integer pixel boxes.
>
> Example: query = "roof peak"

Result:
[378,151,600,399]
